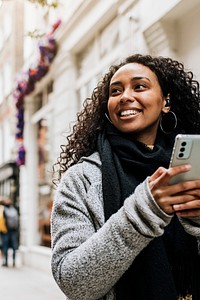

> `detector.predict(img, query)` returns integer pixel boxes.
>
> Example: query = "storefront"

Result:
[0,161,19,206]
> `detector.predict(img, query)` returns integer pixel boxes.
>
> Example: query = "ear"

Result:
[162,105,170,114]
[162,96,171,113]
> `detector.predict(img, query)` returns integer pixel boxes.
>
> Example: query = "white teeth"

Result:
[120,110,139,116]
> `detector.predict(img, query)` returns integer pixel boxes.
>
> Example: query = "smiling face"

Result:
[107,63,169,145]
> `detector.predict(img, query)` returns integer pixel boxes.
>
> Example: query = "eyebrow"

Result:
[110,76,151,86]
[132,76,151,82]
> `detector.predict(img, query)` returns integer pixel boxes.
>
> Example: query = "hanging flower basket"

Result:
[14,19,61,166]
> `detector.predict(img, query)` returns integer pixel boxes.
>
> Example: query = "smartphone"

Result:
[169,134,200,185]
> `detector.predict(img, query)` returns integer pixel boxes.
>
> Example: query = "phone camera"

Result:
[179,142,187,158]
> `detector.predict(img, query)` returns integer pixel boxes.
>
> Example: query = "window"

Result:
[76,17,120,111]
[35,81,54,108]
[37,118,52,248]
[77,39,98,78]
[99,18,119,59]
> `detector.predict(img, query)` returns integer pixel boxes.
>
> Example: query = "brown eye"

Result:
[110,88,122,96]
[135,84,146,90]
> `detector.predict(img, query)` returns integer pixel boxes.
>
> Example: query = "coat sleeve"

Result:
[51,164,173,300]
[178,216,200,237]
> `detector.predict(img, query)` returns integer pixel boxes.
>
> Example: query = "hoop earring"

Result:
[105,113,113,124]
[160,111,177,134]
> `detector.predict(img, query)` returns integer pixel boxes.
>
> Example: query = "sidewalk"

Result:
[0,251,66,300]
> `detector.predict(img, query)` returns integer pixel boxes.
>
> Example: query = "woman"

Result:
[51,54,200,300]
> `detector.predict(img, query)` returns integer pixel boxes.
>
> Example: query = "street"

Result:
[0,251,65,300]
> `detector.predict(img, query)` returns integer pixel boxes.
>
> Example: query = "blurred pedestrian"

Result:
[0,202,7,264]
[1,197,19,267]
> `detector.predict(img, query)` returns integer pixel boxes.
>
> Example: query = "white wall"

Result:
[178,5,200,80]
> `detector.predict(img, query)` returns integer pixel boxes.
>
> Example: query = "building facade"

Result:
[0,0,24,223]
[1,0,200,272]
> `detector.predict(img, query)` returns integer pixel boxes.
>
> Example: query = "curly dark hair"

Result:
[53,53,200,184]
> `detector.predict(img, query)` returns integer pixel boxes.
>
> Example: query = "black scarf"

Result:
[97,123,200,300]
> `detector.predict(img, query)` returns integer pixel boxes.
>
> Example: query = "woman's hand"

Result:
[149,164,200,217]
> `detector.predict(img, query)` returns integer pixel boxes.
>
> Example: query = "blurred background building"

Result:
[0,0,200,273]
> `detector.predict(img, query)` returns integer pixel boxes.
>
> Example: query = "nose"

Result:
[120,88,134,103]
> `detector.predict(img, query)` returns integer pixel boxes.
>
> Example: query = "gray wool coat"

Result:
[51,152,200,300]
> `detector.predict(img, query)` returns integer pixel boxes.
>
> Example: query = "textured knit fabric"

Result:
[51,152,200,300]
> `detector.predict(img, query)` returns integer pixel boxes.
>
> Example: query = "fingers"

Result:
[149,164,200,216]
[168,163,192,178]
[164,164,192,186]
[150,181,200,216]
[153,193,198,215]
[173,199,200,212]
[169,180,200,197]
[149,167,167,182]
[149,164,192,188]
